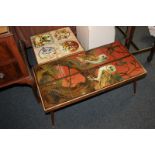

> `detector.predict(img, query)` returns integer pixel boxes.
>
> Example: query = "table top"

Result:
[31,27,84,64]
[33,41,147,112]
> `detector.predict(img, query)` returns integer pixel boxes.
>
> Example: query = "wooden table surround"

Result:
[33,40,147,126]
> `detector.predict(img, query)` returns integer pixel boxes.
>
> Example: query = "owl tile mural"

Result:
[34,41,146,112]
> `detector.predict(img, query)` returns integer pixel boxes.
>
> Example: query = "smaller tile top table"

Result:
[33,41,147,113]
[31,27,84,64]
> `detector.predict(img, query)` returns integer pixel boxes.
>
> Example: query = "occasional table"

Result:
[33,41,147,126]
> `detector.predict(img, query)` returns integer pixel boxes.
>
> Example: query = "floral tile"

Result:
[31,27,84,64]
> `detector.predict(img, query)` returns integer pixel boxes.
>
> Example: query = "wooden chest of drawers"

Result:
[0,28,33,88]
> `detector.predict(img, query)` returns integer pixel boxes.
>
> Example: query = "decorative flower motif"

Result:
[39,47,56,59]
[33,33,53,48]
[54,29,70,40]
[61,41,79,52]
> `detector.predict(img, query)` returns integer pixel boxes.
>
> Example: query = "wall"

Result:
[76,26,115,50]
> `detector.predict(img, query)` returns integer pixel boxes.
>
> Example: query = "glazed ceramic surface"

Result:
[34,41,147,112]
[31,27,84,64]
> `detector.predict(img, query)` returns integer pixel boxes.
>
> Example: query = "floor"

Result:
[0,26,155,129]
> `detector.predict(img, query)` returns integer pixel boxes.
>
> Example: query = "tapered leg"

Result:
[51,111,55,127]
[125,26,136,49]
[147,41,155,62]
[133,81,137,95]
[31,82,41,104]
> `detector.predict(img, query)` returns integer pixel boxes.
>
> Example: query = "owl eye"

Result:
[101,54,107,58]
[106,65,116,72]
[110,66,113,70]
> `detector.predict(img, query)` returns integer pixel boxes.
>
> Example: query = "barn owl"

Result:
[88,65,116,89]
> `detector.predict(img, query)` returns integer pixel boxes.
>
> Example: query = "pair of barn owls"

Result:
[77,53,117,89]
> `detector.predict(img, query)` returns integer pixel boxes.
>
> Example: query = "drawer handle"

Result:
[0,72,5,79]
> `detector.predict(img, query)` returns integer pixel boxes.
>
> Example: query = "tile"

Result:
[57,52,86,73]
[52,27,84,54]
[102,41,130,58]
[88,65,123,90]
[85,55,146,90]
[84,50,109,69]
[58,65,79,77]
[56,40,84,58]
[39,77,73,110]
[34,60,65,86]
[113,55,146,80]
[85,41,130,67]
[32,45,58,64]
[58,50,109,72]
[31,32,54,48]
[51,27,71,41]
[67,72,100,99]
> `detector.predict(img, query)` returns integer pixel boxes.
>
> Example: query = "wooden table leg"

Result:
[147,41,155,62]
[32,82,42,104]
[51,111,55,127]
[133,81,137,94]
[125,26,136,49]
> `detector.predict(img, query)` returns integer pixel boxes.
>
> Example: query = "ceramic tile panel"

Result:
[57,52,86,73]
[34,41,147,112]
[85,55,146,90]
[84,41,130,68]
[39,77,73,110]
[31,27,84,64]
[34,60,65,86]
[66,72,98,99]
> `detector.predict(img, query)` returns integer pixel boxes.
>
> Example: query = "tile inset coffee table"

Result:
[33,41,147,126]
[31,27,84,64]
